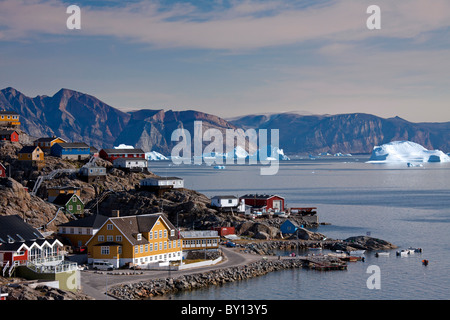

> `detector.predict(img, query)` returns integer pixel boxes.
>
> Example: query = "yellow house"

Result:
[47,186,81,202]
[0,110,20,127]
[86,212,182,269]
[18,145,44,162]
[33,136,67,153]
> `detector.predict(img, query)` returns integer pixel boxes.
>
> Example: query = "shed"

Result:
[50,142,90,160]
[240,194,285,212]
[280,219,300,234]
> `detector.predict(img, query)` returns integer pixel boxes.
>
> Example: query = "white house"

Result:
[140,176,184,189]
[211,195,245,212]
[113,157,148,170]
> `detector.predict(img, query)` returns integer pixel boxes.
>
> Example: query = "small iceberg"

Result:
[367,141,450,163]
[146,151,169,161]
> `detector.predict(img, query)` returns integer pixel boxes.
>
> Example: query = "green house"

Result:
[53,193,84,215]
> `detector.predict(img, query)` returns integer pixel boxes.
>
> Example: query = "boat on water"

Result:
[396,249,413,257]
[348,250,365,256]
[408,247,423,253]
[375,252,390,257]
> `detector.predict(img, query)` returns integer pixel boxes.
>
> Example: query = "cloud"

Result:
[1,0,450,50]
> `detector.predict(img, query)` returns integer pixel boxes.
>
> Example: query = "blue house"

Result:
[51,142,91,160]
[280,219,301,234]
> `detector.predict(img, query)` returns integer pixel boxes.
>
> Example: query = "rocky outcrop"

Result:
[330,236,397,251]
[0,177,69,231]
[0,280,94,300]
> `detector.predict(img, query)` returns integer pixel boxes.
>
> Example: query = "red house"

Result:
[240,194,285,212]
[0,163,6,178]
[0,215,63,269]
[0,130,19,142]
[99,148,146,162]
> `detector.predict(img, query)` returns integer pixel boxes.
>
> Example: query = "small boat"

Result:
[396,250,411,257]
[408,247,423,253]
[348,250,365,256]
[375,252,390,257]
[422,259,429,266]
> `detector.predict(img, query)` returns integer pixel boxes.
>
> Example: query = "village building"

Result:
[211,195,246,213]
[280,219,300,235]
[240,194,285,213]
[33,137,67,153]
[17,146,45,170]
[0,110,20,128]
[57,214,109,252]
[99,148,146,162]
[78,165,107,183]
[52,193,85,216]
[0,215,79,291]
[139,176,184,196]
[46,186,81,203]
[113,157,148,171]
[0,129,19,142]
[50,142,90,160]
[85,212,182,269]
[0,163,6,178]
[180,230,220,252]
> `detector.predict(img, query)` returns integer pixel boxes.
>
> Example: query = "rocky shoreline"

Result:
[108,258,306,300]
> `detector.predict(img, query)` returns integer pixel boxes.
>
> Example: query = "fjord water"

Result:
[150,156,450,300]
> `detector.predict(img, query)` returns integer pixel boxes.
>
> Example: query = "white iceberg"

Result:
[114,144,134,149]
[146,151,169,161]
[367,141,450,163]
[250,145,290,161]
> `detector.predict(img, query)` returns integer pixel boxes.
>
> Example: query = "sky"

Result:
[0,0,450,122]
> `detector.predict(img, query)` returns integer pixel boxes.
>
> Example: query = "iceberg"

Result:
[114,144,134,149]
[367,141,450,163]
[250,145,290,161]
[146,151,169,161]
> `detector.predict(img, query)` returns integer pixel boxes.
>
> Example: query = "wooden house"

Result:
[113,157,148,171]
[0,215,63,267]
[47,186,81,203]
[99,148,145,162]
[0,130,19,142]
[280,220,300,235]
[79,165,107,183]
[52,193,84,216]
[57,214,109,251]
[17,146,44,164]
[240,194,285,212]
[180,230,220,252]
[85,212,182,269]
[50,142,90,160]
[0,163,6,178]
[0,110,20,128]
[33,137,67,153]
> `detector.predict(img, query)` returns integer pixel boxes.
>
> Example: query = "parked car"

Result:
[92,260,114,271]
[225,241,236,247]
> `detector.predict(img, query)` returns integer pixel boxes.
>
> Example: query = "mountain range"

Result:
[1,87,449,155]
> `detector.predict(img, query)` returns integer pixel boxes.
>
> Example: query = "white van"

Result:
[92,260,114,271]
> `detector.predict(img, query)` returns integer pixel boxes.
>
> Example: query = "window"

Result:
[149,243,153,252]
[164,230,167,238]
[145,244,148,252]
[101,246,109,255]
[159,230,162,238]
[160,242,162,251]
[154,231,158,239]
[68,205,73,211]
[98,235,104,241]
[135,246,138,254]
[107,224,113,230]
[155,243,158,251]
[72,197,77,202]
[170,230,175,237]
[149,232,153,240]
[77,205,81,211]
[140,245,143,253]
[107,235,113,242]
[116,235,122,242]
[164,242,167,250]
[118,247,122,254]
[137,233,142,241]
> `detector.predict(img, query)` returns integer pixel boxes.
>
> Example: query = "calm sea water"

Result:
[149,156,450,300]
